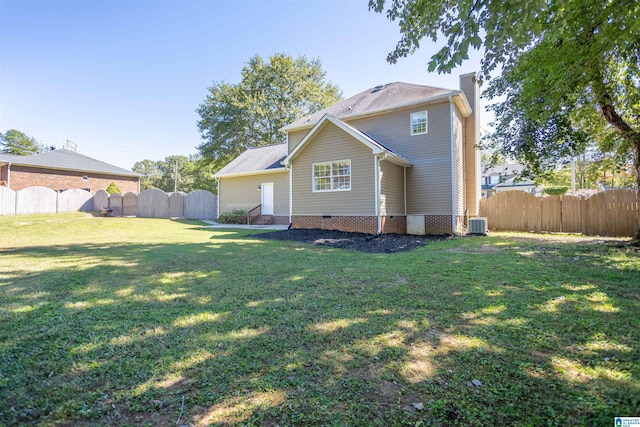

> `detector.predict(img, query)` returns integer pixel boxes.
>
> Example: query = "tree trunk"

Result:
[633,142,640,246]
[590,73,640,245]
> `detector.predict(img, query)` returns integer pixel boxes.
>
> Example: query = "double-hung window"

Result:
[410,111,428,135]
[313,160,351,192]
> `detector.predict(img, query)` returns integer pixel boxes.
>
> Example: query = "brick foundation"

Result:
[291,215,407,235]
[4,165,139,194]
[424,215,454,234]
[272,216,290,225]
[380,216,406,234]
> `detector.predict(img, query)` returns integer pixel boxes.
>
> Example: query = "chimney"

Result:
[459,73,481,216]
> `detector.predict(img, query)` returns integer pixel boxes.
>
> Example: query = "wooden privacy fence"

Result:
[0,186,217,220]
[479,189,639,237]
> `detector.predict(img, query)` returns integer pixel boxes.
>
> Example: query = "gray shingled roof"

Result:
[482,163,525,177]
[214,143,287,177]
[281,82,454,131]
[0,153,20,162]
[0,149,138,176]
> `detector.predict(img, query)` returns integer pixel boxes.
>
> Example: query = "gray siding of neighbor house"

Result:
[380,160,405,216]
[460,74,480,216]
[219,171,289,216]
[291,122,375,216]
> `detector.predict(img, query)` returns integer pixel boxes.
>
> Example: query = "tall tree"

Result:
[132,159,163,191]
[132,155,217,194]
[0,129,43,155]
[196,53,342,170]
[370,0,640,242]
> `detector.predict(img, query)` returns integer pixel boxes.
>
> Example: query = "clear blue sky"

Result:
[0,0,487,170]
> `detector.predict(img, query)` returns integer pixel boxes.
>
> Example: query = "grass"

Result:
[0,212,639,426]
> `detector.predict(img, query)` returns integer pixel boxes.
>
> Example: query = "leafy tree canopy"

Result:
[105,182,121,195]
[371,0,640,240]
[133,154,217,194]
[196,53,342,170]
[0,129,44,156]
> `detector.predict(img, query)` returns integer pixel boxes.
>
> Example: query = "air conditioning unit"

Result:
[468,217,488,235]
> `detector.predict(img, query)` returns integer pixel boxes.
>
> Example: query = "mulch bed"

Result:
[254,228,450,253]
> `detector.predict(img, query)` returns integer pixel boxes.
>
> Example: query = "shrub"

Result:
[217,209,247,224]
[106,182,121,194]
[544,186,569,196]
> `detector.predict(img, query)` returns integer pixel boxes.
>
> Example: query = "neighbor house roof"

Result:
[0,149,138,177]
[283,114,412,168]
[482,163,525,177]
[214,143,287,178]
[281,82,470,132]
[0,153,20,162]
[493,177,536,189]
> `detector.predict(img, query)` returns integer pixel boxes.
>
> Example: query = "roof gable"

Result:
[281,82,470,132]
[282,115,411,167]
[214,143,287,178]
[0,149,138,176]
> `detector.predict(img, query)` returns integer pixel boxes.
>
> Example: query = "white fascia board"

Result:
[214,167,287,179]
[283,114,412,167]
[281,91,467,133]
[283,114,383,166]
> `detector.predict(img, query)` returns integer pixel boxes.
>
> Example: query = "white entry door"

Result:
[261,183,274,215]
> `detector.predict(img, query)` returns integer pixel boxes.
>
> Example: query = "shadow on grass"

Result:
[0,228,639,426]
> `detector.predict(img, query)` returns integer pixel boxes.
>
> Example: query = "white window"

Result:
[410,111,428,135]
[313,160,351,192]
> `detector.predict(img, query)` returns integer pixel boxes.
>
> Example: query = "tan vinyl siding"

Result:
[454,108,465,216]
[288,129,308,153]
[292,122,375,215]
[219,172,289,215]
[345,101,453,214]
[460,74,480,216]
[380,161,405,216]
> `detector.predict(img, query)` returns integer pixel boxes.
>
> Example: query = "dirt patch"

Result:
[254,228,449,253]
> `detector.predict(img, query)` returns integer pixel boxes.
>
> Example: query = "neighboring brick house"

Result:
[215,73,480,235]
[0,149,139,193]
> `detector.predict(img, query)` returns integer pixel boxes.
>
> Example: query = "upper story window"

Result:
[313,160,351,192]
[410,111,428,135]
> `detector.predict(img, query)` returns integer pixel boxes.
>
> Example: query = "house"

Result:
[0,149,140,193]
[481,163,540,198]
[214,73,481,235]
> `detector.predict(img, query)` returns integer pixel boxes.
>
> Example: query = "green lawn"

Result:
[1,213,638,426]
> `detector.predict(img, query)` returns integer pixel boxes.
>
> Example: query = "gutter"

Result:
[281,91,471,133]
[213,167,287,179]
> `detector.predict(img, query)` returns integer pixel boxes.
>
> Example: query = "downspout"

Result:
[288,163,293,226]
[403,166,407,215]
[7,163,11,188]
[215,177,221,219]
[374,153,383,235]
[449,96,459,236]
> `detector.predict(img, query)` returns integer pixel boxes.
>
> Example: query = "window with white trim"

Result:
[313,160,351,192]
[410,111,428,135]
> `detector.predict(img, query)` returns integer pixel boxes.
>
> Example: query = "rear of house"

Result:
[215,73,481,235]
[214,143,290,225]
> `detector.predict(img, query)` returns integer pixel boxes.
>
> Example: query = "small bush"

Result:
[544,186,569,196]
[106,182,121,194]
[217,209,247,224]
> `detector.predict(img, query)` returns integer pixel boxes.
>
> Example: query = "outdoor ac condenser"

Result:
[468,217,488,235]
